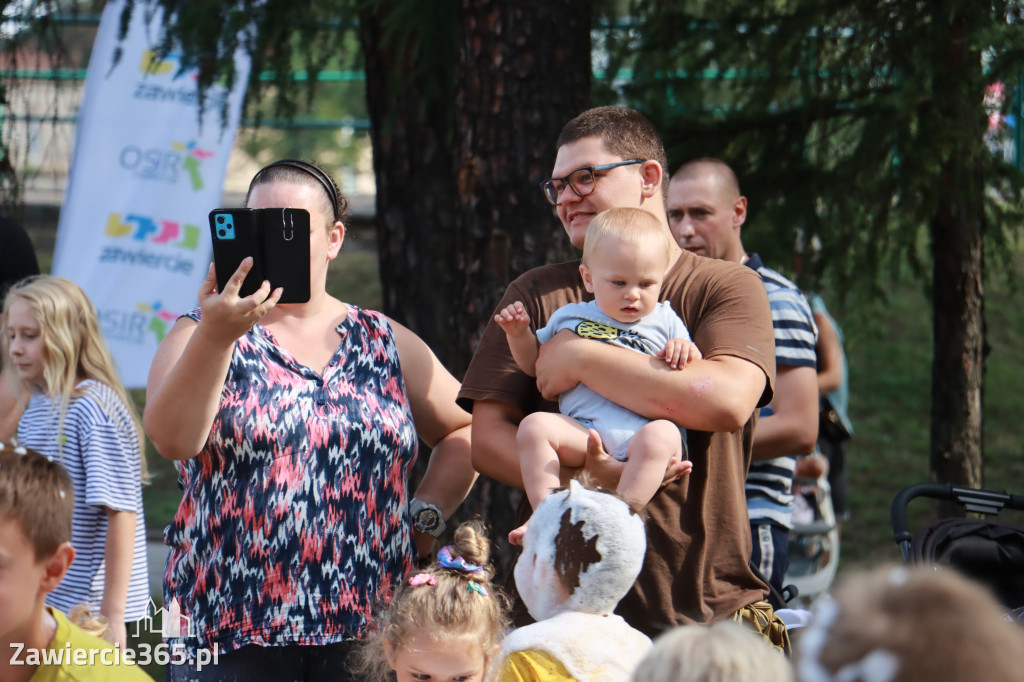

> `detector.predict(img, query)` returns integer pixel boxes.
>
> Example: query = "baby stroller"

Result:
[890,482,1024,619]
[783,472,840,608]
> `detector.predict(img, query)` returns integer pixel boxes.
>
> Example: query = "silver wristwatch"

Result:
[410,498,446,538]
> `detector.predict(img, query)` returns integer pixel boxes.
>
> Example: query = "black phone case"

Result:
[210,209,264,298]
[262,208,311,304]
[209,208,311,303]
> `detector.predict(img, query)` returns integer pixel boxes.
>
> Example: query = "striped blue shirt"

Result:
[17,379,149,622]
[745,254,818,528]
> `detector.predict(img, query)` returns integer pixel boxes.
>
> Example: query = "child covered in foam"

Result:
[490,479,652,681]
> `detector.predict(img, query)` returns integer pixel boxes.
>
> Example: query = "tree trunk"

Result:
[929,4,986,519]
[361,1,592,573]
[452,0,590,367]
[451,0,591,574]
[359,1,461,368]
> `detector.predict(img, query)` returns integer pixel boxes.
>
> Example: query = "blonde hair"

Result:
[0,441,74,560]
[352,520,509,680]
[631,621,793,682]
[1,276,147,482]
[796,564,1024,682]
[582,207,675,270]
[68,604,112,642]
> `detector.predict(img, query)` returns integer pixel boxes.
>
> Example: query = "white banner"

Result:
[53,0,249,387]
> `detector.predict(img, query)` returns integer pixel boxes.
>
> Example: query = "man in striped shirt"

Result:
[667,158,819,595]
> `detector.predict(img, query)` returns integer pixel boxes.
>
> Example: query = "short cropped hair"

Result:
[583,207,675,270]
[632,620,793,682]
[0,443,74,560]
[673,157,742,197]
[557,106,669,196]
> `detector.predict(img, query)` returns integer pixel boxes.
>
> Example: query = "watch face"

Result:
[415,507,441,532]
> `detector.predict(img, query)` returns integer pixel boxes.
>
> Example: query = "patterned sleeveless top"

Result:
[163,306,418,654]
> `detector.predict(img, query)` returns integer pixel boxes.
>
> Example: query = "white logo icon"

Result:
[132,598,193,638]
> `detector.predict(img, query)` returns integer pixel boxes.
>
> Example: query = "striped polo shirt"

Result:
[17,379,149,622]
[745,253,818,529]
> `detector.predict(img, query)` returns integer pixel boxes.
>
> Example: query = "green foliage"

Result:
[601,0,1024,298]
[118,0,360,123]
[837,256,1024,569]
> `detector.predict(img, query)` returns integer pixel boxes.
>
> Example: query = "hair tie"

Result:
[253,159,340,220]
[409,573,437,587]
[438,546,484,574]
[468,581,488,597]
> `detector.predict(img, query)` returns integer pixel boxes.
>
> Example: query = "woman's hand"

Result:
[199,259,282,345]
[144,260,281,461]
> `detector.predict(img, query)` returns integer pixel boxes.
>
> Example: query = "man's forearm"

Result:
[750,413,818,460]
[751,364,819,460]
[537,333,765,432]
[470,400,526,489]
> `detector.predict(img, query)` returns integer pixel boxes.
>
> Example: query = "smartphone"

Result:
[209,208,311,303]
[262,208,311,303]
[210,209,263,298]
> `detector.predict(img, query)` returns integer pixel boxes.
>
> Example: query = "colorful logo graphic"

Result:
[134,49,227,109]
[137,301,179,343]
[176,141,214,190]
[101,302,180,345]
[139,49,188,78]
[105,212,200,250]
[118,141,214,190]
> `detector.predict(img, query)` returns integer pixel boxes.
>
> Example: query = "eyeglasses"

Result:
[539,159,645,206]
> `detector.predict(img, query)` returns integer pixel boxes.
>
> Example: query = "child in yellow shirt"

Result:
[0,442,152,682]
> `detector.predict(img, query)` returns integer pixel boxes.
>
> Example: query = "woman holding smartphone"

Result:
[144,160,475,681]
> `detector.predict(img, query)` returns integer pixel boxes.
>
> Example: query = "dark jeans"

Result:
[166,642,359,682]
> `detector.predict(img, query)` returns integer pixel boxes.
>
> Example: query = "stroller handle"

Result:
[891,483,1024,561]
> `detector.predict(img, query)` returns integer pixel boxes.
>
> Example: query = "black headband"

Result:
[252,159,340,220]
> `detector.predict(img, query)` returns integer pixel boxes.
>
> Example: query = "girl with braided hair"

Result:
[353,520,509,681]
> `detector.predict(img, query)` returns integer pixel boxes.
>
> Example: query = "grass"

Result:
[831,262,1024,574]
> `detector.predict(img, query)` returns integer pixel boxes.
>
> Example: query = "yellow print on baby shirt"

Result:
[574,320,621,340]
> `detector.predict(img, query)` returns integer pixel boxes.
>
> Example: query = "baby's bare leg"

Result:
[516,412,591,510]
[617,419,684,507]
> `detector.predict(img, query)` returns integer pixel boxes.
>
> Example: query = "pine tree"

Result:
[610,0,1024,505]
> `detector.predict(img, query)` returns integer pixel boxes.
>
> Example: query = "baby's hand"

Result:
[494,301,532,337]
[660,338,703,369]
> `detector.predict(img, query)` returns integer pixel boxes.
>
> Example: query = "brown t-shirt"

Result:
[459,250,777,633]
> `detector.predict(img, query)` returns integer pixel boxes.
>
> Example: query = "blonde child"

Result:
[3,276,149,649]
[630,621,794,682]
[495,207,698,541]
[353,520,508,682]
[0,442,152,681]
